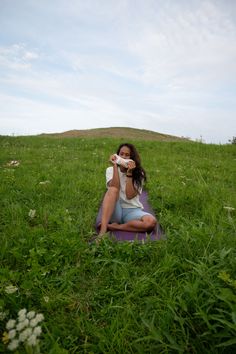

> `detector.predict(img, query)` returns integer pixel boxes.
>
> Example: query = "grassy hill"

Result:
[0,135,236,353]
[39,126,190,142]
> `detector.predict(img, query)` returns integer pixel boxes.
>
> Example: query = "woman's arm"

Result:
[107,154,120,189]
[109,164,120,189]
[125,177,138,199]
[125,161,138,199]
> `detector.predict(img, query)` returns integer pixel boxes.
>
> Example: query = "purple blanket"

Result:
[95,190,164,242]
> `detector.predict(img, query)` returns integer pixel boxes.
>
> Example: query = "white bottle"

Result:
[113,154,133,168]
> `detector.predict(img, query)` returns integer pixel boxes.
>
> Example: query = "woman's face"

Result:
[119,146,131,159]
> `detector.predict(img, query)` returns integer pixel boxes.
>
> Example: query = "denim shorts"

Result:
[110,200,151,224]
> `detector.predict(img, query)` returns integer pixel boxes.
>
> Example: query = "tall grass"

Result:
[0,136,236,353]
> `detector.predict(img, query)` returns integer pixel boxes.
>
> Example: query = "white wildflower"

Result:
[39,180,51,185]
[16,322,25,331]
[29,318,38,328]
[19,327,32,342]
[27,311,36,319]
[18,309,26,323]
[8,329,16,339]
[22,318,30,327]
[5,285,18,294]
[223,206,235,211]
[18,309,27,318]
[18,313,26,322]
[43,296,49,303]
[28,209,36,218]
[35,313,44,323]
[27,334,38,346]
[7,339,19,351]
[6,319,16,330]
[33,326,42,336]
[29,313,44,328]
[7,160,20,167]
[4,309,44,351]
[16,318,29,331]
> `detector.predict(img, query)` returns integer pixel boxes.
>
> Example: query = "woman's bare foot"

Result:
[96,232,109,244]
[97,222,109,236]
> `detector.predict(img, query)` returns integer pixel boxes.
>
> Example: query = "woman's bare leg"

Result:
[107,215,157,233]
[99,186,119,235]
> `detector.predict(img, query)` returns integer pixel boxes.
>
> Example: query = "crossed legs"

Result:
[107,215,157,233]
[98,187,157,237]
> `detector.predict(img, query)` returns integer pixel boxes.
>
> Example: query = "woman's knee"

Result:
[143,216,157,232]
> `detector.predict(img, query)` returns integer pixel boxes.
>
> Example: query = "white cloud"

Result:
[0,43,39,70]
[0,0,236,143]
[123,1,236,88]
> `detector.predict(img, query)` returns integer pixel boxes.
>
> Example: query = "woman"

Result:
[98,143,157,238]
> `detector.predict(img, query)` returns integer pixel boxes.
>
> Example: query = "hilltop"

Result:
[39,127,190,142]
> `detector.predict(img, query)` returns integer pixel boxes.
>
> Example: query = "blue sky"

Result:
[0,0,236,143]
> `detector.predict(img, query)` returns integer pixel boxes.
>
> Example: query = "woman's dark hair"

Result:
[117,143,147,189]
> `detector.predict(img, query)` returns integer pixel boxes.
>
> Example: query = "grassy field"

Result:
[0,135,236,353]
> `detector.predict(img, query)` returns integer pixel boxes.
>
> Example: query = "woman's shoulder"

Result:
[106,166,113,177]
[106,166,113,172]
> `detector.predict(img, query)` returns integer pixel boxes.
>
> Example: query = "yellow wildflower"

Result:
[2,331,9,344]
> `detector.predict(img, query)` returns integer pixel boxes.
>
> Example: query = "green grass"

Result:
[0,136,236,353]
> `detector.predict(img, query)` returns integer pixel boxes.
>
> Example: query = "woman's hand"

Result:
[126,160,136,173]
[109,154,117,164]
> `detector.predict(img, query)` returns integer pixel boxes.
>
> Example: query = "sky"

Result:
[0,0,236,144]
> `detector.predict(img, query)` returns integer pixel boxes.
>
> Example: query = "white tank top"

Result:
[106,166,143,209]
